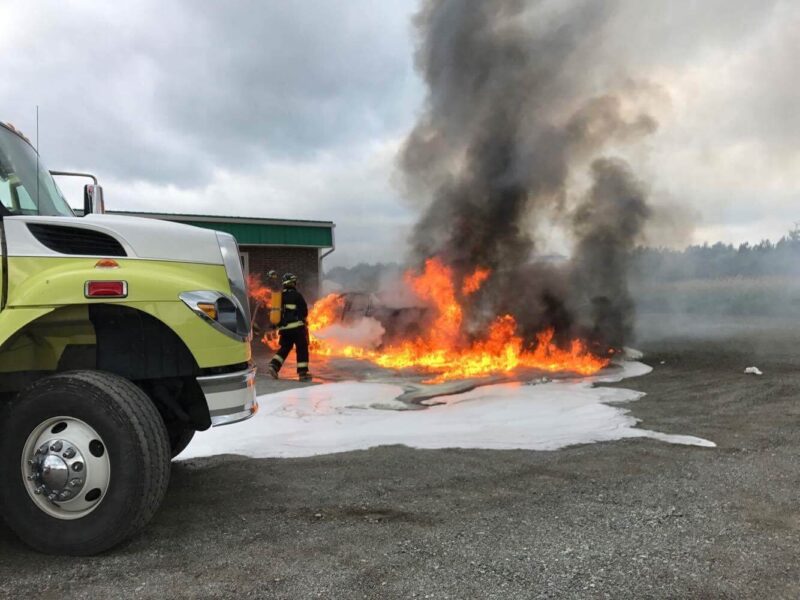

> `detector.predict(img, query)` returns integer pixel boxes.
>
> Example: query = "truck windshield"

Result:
[0,124,74,217]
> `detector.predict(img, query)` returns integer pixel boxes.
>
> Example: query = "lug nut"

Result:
[28,459,37,466]
[34,487,43,495]
[69,478,83,488]
[63,447,76,459]
[50,441,63,452]
[71,462,84,472]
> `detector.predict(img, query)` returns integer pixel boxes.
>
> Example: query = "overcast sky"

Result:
[1,0,798,267]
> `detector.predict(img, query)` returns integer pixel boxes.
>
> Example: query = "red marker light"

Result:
[85,281,128,298]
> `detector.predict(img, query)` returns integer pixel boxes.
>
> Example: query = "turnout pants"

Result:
[270,325,310,376]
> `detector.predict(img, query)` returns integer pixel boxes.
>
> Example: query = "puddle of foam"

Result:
[179,360,714,459]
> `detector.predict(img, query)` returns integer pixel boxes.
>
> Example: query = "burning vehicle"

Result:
[252,258,611,384]
[0,121,256,555]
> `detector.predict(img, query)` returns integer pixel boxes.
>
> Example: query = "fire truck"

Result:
[0,121,257,555]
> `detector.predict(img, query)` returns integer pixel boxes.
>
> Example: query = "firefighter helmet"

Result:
[282,272,298,287]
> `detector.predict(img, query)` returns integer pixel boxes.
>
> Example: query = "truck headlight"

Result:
[180,291,250,341]
[215,232,252,330]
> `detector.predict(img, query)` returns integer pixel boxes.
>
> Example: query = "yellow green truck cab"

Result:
[0,121,257,555]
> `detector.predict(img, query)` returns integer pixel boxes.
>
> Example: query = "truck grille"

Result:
[27,223,127,257]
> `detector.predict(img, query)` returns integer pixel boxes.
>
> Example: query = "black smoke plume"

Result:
[400,0,656,349]
[570,158,651,347]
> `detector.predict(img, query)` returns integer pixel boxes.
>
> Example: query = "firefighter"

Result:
[268,273,312,381]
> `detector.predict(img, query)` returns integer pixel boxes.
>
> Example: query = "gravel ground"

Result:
[1,317,799,599]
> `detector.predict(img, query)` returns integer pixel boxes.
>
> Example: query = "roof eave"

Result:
[109,210,335,229]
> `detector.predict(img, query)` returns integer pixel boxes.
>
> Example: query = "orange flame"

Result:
[299,257,609,382]
[247,274,272,306]
[307,292,345,331]
[462,267,491,295]
[247,274,279,350]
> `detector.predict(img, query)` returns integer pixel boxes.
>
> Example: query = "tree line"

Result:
[632,227,800,282]
[326,227,800,291]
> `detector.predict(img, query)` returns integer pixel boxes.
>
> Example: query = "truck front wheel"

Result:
[0,371,171,555]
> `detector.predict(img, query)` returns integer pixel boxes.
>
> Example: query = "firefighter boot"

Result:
[268,357,283,379]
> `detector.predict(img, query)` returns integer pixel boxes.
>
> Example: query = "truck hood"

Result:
[3,214,225,264]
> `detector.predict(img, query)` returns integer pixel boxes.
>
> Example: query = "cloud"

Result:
[580,0,800,247]
[0,0,419,266]
[0,0,420,184]
[0,0,798,266]
[101,137,416,267]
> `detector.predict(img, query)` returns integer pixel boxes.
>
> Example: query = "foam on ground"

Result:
[179,361,715,459]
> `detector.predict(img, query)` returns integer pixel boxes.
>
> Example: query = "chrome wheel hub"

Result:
[21,417,111,520]
[29,440,87,502]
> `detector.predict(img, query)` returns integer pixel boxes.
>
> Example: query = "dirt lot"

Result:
[1,316,799,599]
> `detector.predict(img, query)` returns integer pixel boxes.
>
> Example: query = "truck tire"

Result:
[0,370,171,555]
[168,424,195,458]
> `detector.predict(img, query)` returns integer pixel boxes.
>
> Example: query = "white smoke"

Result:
[314,317,386,350]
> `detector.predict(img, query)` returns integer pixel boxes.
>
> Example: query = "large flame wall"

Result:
[253,258,610,382]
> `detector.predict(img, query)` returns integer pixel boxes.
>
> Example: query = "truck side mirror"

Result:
[83,184,105,215]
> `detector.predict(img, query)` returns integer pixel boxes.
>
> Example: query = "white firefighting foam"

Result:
[179,361,714,459]
[180,362,715,459]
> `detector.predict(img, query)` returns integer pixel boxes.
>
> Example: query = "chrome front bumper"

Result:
[198,365,258,427]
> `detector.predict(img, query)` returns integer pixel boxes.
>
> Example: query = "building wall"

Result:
[241,245,320,301]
